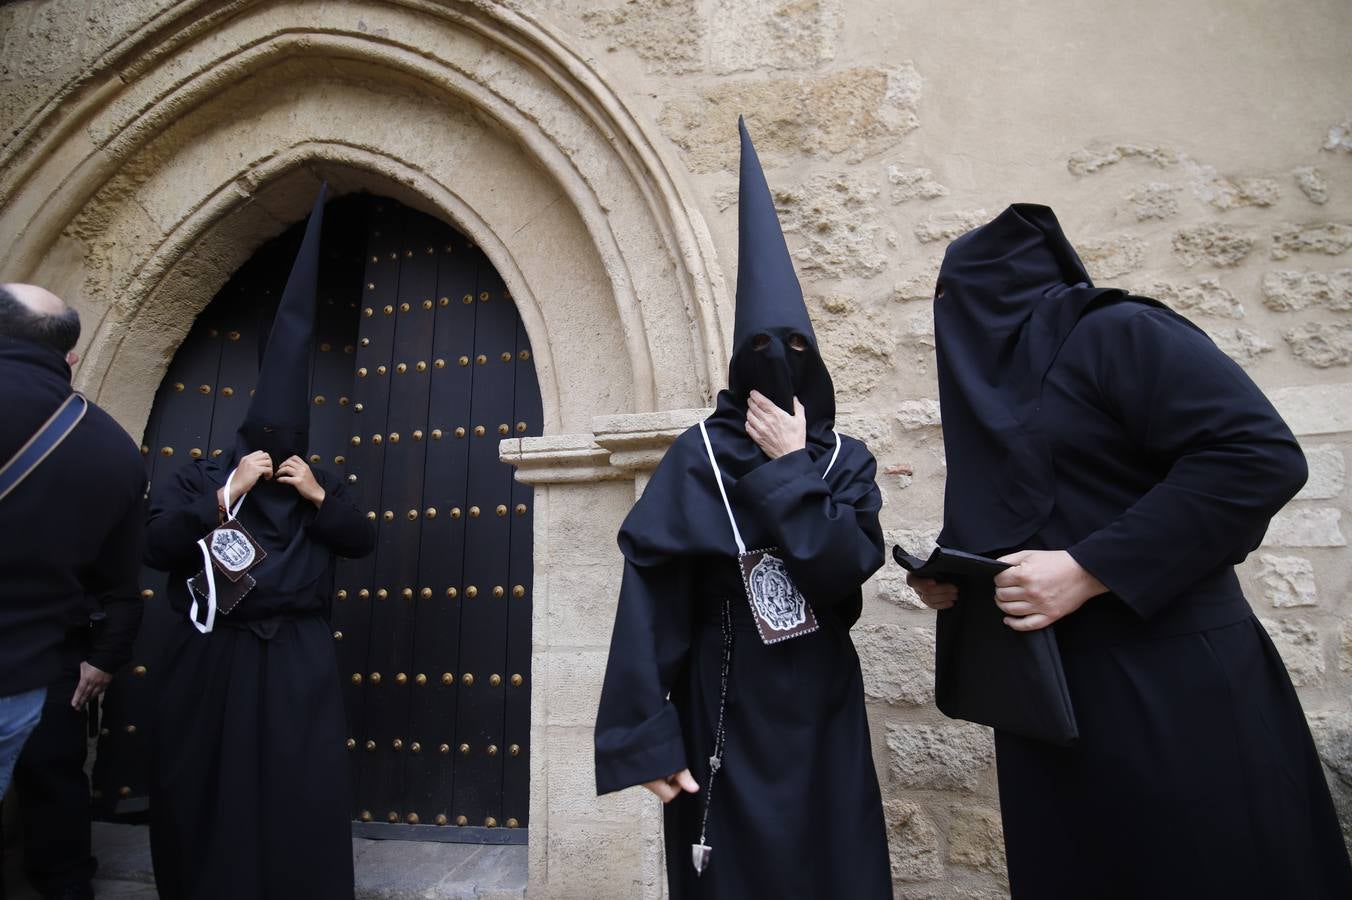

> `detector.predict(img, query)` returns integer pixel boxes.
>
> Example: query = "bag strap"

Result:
[189,466,244,634]
[698,422,747,555]
[0,393,88,503]
[697,423,842,557]
[823,429,842,478]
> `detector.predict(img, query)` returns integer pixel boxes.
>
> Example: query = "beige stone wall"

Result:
[3,1,1351,897]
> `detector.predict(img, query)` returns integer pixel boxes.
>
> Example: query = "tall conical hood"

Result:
[728,118,833,423]
[238,183,327,465]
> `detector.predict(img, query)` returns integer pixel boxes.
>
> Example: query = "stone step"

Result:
[2,823,526,899]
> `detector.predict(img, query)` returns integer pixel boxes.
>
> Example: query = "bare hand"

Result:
[745,391,807,459]
[993,550,1108,632]
[906,573,959,610]
[276,456,325,506]
[643,768,699,804]
[70,661,112,710]
[231,450,274,496]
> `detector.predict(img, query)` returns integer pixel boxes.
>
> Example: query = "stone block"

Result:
[1173,224,1255,267]
[897,308,936,350]
[1207,327,1273,365]
[887,525,943,558]
[1127,182,1181,221]
[896,399,942,431]
[890,166,949,203]
[885,721,995,792]
[811,294,897,397]
[872,564,926,611]
[1271,222,1352,260]
[1296,445,1346,501]
[539,650,609,727]
[1268,383,1352,436]
[1295,167,1330,205]
[1284,322,1352,368]
[1264,508,1346,547]
[709,0,841,73]
[659,64,923,172]
[1341,621,1352,673]
[884,799,944,882]
[835,412,896,454]
[1067,143,1178,176]
[853,622,936,706]
[914,210,988,244]
[542,563,623,650]
[1326,120,1352,153]
[1135,277,1243,319]
[777,172,885,277]
[1258,617,1324,687]
[946,806,1007,884]
[1262,269,1352,312]
[1190,168,1281,211]
[543,483,634,567]
[1306,711,1352,851]
[1253,554,1318,608]
[1079,235,1147,279]
[581,0,704,74]
[543,816,659,900]
[893,258,943,302]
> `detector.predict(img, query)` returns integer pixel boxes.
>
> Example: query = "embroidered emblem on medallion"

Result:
[210,527,257,572]
[747,553,807,631]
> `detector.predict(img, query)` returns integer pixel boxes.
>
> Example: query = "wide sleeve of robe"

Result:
[1066,307,1309,619]
[143,463,219,572]
[731,438,886,605]
[594,559,694,795]
[305,470,377,559]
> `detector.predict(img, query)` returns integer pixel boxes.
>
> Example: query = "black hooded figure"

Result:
[594,120,893,899]
[924,204,1352,897]
[144,185,376,900]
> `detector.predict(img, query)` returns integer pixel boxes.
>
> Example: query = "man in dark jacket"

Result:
[12,592,142,900]
[0,283,146,807]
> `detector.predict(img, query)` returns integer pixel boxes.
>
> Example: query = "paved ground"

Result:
[2,823,527,899]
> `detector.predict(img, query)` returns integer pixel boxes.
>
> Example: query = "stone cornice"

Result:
[500,408,711,483]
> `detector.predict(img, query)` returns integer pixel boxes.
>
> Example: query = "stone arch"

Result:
[0,0,730,437]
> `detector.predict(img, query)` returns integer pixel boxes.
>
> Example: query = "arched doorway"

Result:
[95,194,541,843]
[0,2,733,890]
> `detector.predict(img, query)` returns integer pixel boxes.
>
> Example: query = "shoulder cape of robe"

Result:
[596,421,883,794]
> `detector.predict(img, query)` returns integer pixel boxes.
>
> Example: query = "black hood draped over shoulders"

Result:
[619,120,867,567]
[933,203,1161,554]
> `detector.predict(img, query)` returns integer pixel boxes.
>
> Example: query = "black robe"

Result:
[996,301,1352,898]
[143,460,375,900]
[595,425,892,899]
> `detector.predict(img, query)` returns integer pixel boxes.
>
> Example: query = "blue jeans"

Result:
[0,686,46,799]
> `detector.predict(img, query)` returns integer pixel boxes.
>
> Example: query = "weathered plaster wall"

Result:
[3,1,1350,897]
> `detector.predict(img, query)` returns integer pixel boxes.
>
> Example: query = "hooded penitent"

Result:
[933,203,1137,555]
[726,117,834,423]
[237,183,327,468]
[617,119,854,567]
[208,183,332,605]
[594,119,892,899]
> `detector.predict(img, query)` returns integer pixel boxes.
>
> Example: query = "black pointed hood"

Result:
[727,117,834,427]
[616,120,856,569]
[237,183,327,466]
[934,204,1138,553]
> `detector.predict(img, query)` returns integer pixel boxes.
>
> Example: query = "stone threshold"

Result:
[2,823,526,899]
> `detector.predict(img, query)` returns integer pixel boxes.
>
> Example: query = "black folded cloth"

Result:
[893,545,1079,746]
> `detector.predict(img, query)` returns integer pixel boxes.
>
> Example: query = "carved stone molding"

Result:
[501,408,712,483]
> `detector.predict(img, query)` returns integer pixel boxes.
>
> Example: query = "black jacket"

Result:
[0,337,146,696]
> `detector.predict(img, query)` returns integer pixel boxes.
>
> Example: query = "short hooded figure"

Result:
[593,120,893,899]
[144,186,376,900]
[907,204,1352,897]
